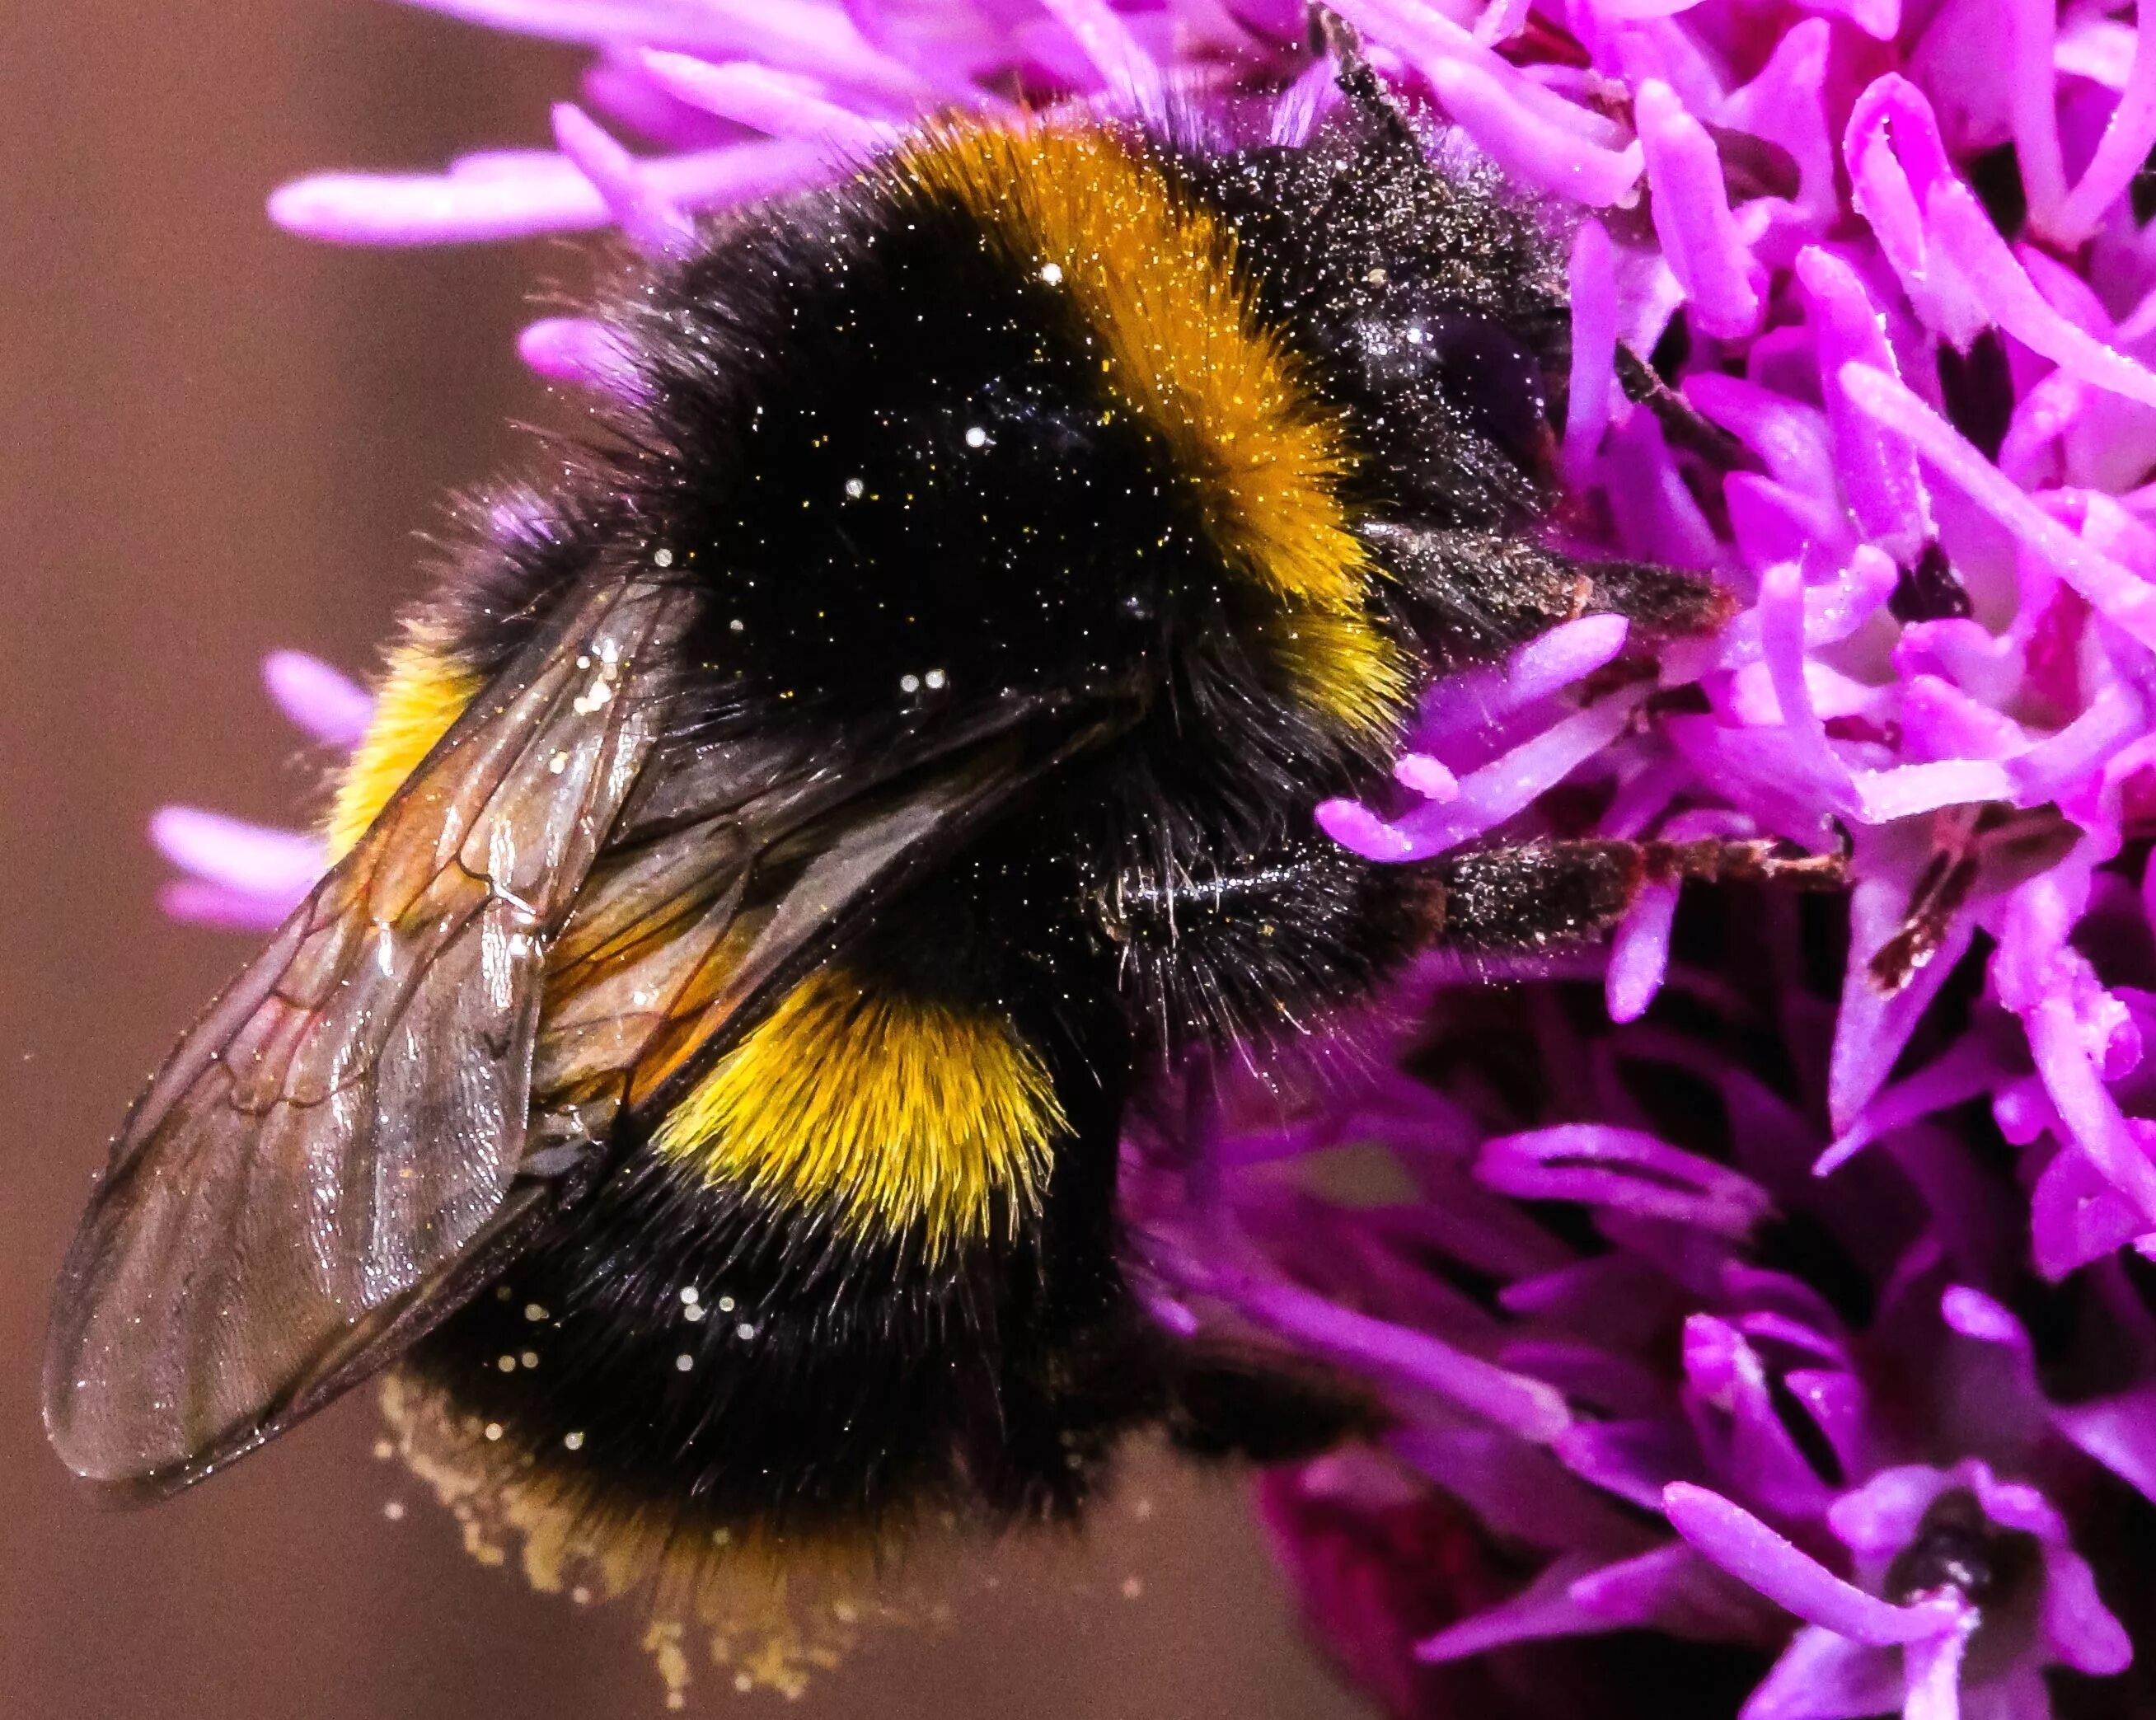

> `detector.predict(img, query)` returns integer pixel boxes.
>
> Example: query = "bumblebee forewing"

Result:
[43,571,692,1495]
[532,701,1110,1125]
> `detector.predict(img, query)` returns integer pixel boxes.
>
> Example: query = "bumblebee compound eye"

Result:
[1350,307,1549,472]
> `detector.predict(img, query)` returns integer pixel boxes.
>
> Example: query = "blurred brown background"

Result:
[0,4,1368,1717]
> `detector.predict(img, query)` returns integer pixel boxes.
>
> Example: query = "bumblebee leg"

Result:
[1612,345,1760,472]
[1364,521,1732,654]
[1310,7,1422,158]
[1425,836,1847,954]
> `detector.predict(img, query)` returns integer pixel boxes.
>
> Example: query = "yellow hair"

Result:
[899,122,1410,738]
[322,640,481,860]
[653,964,1061,1256]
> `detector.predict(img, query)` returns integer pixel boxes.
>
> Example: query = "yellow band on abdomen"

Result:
[652,964,1062,1258]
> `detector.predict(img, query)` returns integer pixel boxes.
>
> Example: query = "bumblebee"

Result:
[47,40,1839,1604]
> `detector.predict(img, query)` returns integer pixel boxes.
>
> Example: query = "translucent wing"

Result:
[47,560,1117,1498]
[44,572,693,1493]
[532,696,1113,1136]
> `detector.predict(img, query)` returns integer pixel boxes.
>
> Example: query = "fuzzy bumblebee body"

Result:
[48,75,1786,1574]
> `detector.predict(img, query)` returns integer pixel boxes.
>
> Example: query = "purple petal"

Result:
[1751,543,1901,653]
[1393,752,1460,801]
[1686,377,1838,499]
[1337,0,1629,148]
[157,879,301,931]
[1568,1542,1782,1642]
[1797,247,1931,562]
[2029,1146,2151,1278]
[1324,685,1646,861]
[270,138,821,245]
[2026,991,2156,1222]
[1827,873,1977,1135]
[1500,1252,1684,1349]
[2051,20,2156,244]
[1924,178,2156,410]
[1844,77,1990,346]
[2004,0,2068,218]
[1195,1270,1571,1441]
[1966,1469,2063,1541]
[1556,1417,1697,1511]
[1826,1465,1957,1558]
[1757,561,1858,811]
[1741,1628,1906,1720]
[1417,613,1632,743]
[1426,54,1646,207]
[2039,1544,2134,1675]
[1938,1284,2031,1352]
[270,163,604,244]
[1783,1368,1867,1479]
[1680,1316,1840,1519]
[2007,682,2147,806]
[407,0,937,105]
[1607,883,1680,1024]
[1036,0,1164,115]
[1663,1484,1960,1644]
[2053,1382,2156,1504]
[579,48,744,149]
[1839,363,2156,654]
[1390,1425,1651,1556]
[1999,369,2090,487]
[149,808,326,900]
[518,316,643,396]
[1634,80,1761,340]
[1415,1554,1611,1661]
[1601,407,1728,569]
[1478,1124,1773,1238]
[1933,1288,2056,1451]
[1817,1030,2011,1177]
[1332,0,1641,204]
[639,51,895,148]
[1563,219,1619,476]
[551,102,696,253]
[1718,20,1839,217]
[261,650,373,748]
[1901,1607,1977,1720]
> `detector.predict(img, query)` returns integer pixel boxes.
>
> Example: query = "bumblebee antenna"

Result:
[1309,6,1422,155]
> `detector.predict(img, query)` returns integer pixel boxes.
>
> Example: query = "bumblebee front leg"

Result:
[1423,837,1848,955]
[1362,522,1732,654]
[1091,834,1845,1044]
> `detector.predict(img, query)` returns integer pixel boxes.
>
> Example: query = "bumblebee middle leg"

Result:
[1426,837,1848,956]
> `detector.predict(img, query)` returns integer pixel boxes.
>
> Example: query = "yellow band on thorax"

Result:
[322,640,482,861]
[898,122,1410,739]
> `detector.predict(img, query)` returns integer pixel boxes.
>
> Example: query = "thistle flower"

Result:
[161,0,2156,1714]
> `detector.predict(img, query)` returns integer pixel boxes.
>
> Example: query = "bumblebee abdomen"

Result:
[410,940,1145,1546]
[648,962,1062,1254]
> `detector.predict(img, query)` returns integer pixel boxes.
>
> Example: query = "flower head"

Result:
[165,0,2156,1713]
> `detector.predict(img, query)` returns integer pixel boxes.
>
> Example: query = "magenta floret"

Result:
[156,2,2156,1713]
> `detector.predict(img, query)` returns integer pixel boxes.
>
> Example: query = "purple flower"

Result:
[1671,1457,2130,1719]
[1132,938,2154,1718]
[171,0,2156,1713]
